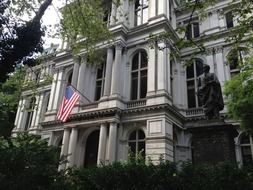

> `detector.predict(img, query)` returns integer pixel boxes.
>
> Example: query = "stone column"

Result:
[111,44,122,97]
[149,0,157,19]
[77,57,87,103]
[206,48,215,73]
[48,131,54,146]
[71,61,80,88]
[52,69,64,111]
[47,71,58,111]
[107,122,118,163]
[103,48,114,97]
[215,47,225,88]
[67,128,78,167]
[147,46,156,95]
[59,128,70,170]
[14,99,23,127]
[34,94,44,128]
[158,0,167,15]
[97,123,108,165]
[157,42,170,93]
[17,99,29,131]
[30,95,40,129]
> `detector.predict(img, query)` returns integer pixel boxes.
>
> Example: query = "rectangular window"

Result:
[226,12,234,28]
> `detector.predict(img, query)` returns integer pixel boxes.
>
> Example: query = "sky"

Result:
[42,1,64,49]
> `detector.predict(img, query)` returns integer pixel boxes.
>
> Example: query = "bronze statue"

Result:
[197,65,224,119]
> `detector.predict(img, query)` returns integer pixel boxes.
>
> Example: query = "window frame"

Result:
[225,11,234,29]
[128,129,146,158]
[186,22,200,40]
[134,0,149,26]
[240,134,253,166]
[130,50,148,100]
[186,59,204,108]
[95,62,106,101]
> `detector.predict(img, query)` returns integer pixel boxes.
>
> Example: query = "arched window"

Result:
[131,51,148,100]
[186,59,204,108]
[95,62,106,101]
[24,97,36,130]
[240,133,253,166]
[134,0,148,26]
[227,48,249,78]
[128,129,145,158]
[225,12,234,29]
[84,130,100,167]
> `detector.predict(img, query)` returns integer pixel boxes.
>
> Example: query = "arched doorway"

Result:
[84,130,99,167]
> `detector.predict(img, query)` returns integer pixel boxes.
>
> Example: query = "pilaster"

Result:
[97,123,108,165]
[59,128,70,170]
[107,122,118,163]
[111,44,123,97]
[103,48,114,97]
[67,128,78,168]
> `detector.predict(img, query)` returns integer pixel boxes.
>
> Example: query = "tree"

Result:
[0,134,68,190]
[0,67,26,137]
[0,0,50,83]
[224,56,253,133]
[0,0,113,83]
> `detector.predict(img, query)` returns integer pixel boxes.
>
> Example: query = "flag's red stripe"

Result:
[58,93,80,122]
[62,93,79,113]
[61,94,80,121]
[60,95,79,122]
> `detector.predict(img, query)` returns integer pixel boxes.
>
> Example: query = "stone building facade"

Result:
[13,0,252,168]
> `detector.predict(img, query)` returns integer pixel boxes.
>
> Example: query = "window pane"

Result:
[187,64,194,79]
[95,81,102,101]
[129,142,136,154]
[196,60,203,76]
[138,130,145,140]
[141,52,148,68]
[131,73,138,100]
[132,54,139,70]
[186,25,192,40]
[193,23,200,38]
[137,10,142,25]
[97,67,103,79]
[226,12,234,28]
[68,72,73,84]
[138,141,145,156]
[242,146,252,166]
[230,57,239,70]
[140,70,147,99]
[241,134,250,144]
[187,88,196,108]
[129,131,136,140]
[135,0,141,9]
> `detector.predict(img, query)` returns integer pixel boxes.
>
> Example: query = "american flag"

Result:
[57,86,80,122]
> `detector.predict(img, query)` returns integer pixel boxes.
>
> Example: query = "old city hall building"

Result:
[13,0,253,168]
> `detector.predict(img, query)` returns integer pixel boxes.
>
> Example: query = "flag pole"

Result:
[69,84,92,103]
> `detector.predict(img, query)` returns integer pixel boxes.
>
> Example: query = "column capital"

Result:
[115,42,125,50]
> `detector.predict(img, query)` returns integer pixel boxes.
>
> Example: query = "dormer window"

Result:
[134,0,148,26]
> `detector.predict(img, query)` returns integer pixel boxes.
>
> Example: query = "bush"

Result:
[67,161,253,190]
[0,134,68,190]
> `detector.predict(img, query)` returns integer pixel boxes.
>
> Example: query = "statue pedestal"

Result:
[187,119,238,164]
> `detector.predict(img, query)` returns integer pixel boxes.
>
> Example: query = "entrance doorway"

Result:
[84,130,99,167]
